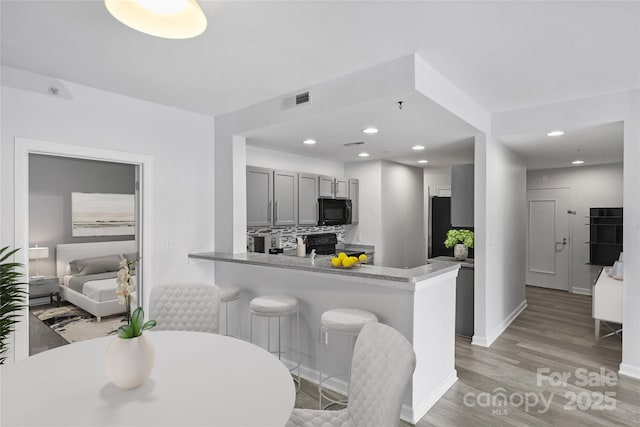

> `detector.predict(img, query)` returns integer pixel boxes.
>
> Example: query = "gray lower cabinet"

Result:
[247,166,273,227]
[273,170,298,226]
[451,164,474,227]
[298,173,318,225]
[455,266,474,337]
[349,178,359,224]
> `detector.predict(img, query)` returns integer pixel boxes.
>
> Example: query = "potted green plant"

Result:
[0,247,26,364]
[444,229,474,261]
[106,257,157,389]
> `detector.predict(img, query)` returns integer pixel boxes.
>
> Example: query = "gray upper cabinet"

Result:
[247,166,273,227]
[451,164,474,227]
[348,178,359,224]
[335,178,349,199]
[319,176,348,199]
[318,176,334,198]
[273,170,298,226]
[247,166,356,227]
[298,173,318,225]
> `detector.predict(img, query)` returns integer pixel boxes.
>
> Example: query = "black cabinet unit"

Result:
[587,207,623,266]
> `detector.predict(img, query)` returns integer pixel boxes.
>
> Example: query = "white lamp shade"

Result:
[29,246,49,260]
[105,0,207,39]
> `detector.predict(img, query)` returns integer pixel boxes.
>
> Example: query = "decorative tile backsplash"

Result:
[248,225,345,249]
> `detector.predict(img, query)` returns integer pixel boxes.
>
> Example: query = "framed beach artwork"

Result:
[71,192,135,237]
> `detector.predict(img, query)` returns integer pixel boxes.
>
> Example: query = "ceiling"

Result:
[498,121,624,170]
[242,92,477,169]
[1,1,637,117]
[1,1,636,170]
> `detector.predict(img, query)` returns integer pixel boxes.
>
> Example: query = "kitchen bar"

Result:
[188,251,460,424]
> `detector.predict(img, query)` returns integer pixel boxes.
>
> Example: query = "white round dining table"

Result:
[1,331,296,426]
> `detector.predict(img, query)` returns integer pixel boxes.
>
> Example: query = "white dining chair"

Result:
[149,283,221,334]
[286,322,416,427]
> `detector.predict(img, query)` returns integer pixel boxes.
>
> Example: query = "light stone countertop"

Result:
[189,251,459,285]
[428,256,475,269]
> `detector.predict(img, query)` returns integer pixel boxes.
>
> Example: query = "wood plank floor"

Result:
[295,286,640,426]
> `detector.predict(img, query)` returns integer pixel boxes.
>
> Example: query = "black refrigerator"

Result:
[430,196,452,258]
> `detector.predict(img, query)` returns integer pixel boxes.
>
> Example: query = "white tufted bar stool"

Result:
[250,295,301,391]
[219,286,240,336]
[318,308,378,409]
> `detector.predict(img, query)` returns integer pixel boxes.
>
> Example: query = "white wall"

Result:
[246,145,344,177]
[344,160,425,268]
[382,161,425,268]
[474,136,527,346]
[527,163,623,294]
[343,161,383,262]
[1,67,216,360]
[423,169,451,195]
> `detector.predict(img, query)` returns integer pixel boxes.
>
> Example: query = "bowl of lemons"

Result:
[331,252,368,268]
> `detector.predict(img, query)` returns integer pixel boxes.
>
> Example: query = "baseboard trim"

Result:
[571,287,592,296]
[400,370,458,424]
[619,363,640,379]
[471,335,489,347]
[472,299,528,348]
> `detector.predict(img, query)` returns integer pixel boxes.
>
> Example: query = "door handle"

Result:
[267,201,272,223]
[555,238,567,251]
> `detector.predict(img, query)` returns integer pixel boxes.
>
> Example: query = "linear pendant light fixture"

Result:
[105,0,207,39]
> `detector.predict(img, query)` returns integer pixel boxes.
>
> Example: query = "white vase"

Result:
[454,244,468,261]
[106,334,155,389]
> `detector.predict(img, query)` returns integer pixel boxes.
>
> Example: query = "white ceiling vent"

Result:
[282,91,311,110]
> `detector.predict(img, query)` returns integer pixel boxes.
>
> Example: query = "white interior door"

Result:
[526,188,570,291]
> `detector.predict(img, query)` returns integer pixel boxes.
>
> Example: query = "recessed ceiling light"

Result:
[358,152,370,157]
[362,127,379,134]
[572,160,584,165]
[417,160,428,164]
[547,130,565,137]
[412,145,425,150]
[302,139,316,145]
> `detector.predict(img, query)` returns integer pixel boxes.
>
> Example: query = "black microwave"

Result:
[318,198,352,226]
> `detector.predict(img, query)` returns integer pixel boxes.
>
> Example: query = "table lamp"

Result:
[29,245,49,279]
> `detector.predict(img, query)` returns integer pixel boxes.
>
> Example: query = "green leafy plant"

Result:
[444,229,474,249]
[117,307,156,339]
[0,247,26,364]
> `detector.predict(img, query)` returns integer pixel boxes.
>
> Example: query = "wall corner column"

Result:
[472,134,488,346]
[215,118,247,254]
[621,89,640,378]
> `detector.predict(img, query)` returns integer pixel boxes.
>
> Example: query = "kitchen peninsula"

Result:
[189,251,459,424]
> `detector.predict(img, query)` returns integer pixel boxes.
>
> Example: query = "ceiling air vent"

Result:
[296,91,310,104]
[282,91,311,110]
[343,142,365,147]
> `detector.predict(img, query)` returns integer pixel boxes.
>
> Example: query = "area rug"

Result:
[31,304,127,344]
